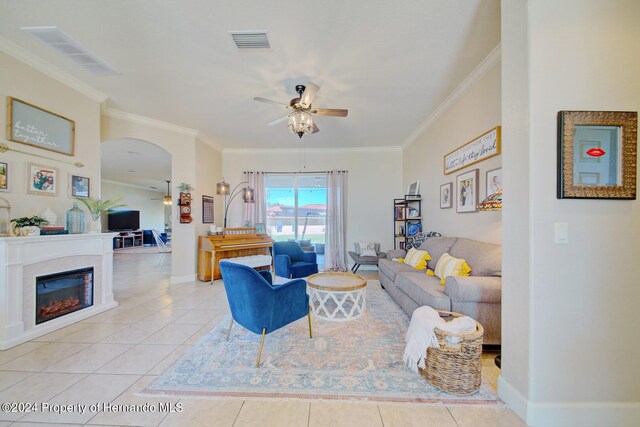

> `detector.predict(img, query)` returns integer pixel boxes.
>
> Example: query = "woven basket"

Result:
[418,310,484,395]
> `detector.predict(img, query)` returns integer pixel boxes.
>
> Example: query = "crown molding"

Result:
[196,133,224,152]
[104,107,199,137]
[101,178,165,193]
[222,145,402,155]
[401,43,502,149]
[0,35,109,103]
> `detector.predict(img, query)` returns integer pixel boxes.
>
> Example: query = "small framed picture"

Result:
[486,168,502,197]
[440,182,453,209]
[407,180,420,196]
[70,174,90,198]
[26,163,59,196]
[255,222,265,233]
[456,169,479,213]
[0,160,10,192]
[202,195,214,223]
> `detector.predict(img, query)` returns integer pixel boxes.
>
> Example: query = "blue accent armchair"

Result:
[273,241,319,279]
[219,261,312,367]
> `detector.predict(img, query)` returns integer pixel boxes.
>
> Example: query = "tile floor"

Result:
[0,252,525,426]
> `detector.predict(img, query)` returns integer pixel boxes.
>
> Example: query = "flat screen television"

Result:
[107,210,140,231]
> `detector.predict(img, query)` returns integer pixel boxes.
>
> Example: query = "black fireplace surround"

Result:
[35,267,94,325]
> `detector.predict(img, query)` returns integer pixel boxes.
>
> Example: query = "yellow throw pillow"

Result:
[434,253,471,285]
[403,247,432,270]
[396,258,405,263]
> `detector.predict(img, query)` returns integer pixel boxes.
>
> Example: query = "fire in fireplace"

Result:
[35,267,94,324]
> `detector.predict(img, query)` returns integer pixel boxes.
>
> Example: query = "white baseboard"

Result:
[498,376,529,422]
[499,376,640,426]
[170,274,196,284]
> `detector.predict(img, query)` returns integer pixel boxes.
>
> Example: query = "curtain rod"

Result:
[243,170,348,174]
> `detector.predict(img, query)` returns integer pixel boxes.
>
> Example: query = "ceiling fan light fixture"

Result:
[163,195,172,205]
[288,111,314,138]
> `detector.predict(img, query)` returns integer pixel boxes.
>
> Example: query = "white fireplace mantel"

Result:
[0,233,118,350]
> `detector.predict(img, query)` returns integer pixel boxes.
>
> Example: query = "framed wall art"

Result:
[444,126,501,175]
[7,97,75,156]
[456,169,479,213]
[26,163,59,196]
[202,195,214,223]
[558,111,637,199]
[255,222,266,233]
[407,180,420,196]
[0,160,10,192]
[440,182,452,209]
[70,174,90,198]
[486,167,502,197]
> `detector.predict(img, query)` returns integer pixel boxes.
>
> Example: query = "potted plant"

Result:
[11,215,49,236]
[76,197,125,233]
[177,182,194,192]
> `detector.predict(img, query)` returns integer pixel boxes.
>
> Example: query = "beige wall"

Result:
[501,0,640,425]
[194,139,223,236]
[0,51,101,224]
[403,62,502,244]
[101,180,165,231]
[222,147,402,253]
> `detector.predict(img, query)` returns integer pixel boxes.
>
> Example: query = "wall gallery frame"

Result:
[7,97,75,156]
[0,160,10,192]
[486,167,502,197]
[70,174,90,198]
[440,182,453,209]
[26,162,59,196]
[456,169,479,213]
[202,195,214,223]
[558,111,637,199]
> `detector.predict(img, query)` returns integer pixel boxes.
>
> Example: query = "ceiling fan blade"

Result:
[254,97,289,107]
[312,122,319,134]
[267,115,290,126]
[311,108,348,117]
[299,83,319,108]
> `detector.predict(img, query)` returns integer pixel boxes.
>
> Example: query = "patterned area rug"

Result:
[144,282,499,404]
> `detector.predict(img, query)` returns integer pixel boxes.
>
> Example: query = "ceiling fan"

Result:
[254,82,348,138]
[151,180,172,205]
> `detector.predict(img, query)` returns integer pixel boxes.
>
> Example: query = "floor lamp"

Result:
[216,179,255,229]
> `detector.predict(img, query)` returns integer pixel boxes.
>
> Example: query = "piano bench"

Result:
[222,255,272,274]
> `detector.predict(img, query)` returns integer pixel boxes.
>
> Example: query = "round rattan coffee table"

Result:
[307,272,367,321]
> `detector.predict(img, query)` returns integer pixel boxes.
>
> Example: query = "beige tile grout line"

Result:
[377,404,385,427]
[446,406,461,427]
[231,400,246,427]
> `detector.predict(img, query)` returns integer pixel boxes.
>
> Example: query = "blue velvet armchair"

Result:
[219,261,312,367]
[273,241,319,279]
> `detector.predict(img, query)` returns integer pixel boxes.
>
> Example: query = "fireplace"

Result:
[35,267,94,325]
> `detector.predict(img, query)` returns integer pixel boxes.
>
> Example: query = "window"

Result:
[265,174,326,245]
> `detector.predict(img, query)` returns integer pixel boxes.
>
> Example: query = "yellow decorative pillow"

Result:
[396,258,405,263]
[403,247,431,270]
[434,253,471,285]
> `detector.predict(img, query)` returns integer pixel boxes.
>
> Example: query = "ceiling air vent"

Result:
[229,31,271,51]
[21,26,120,75]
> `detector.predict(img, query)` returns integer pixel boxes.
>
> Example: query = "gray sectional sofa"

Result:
[378,237,502,344]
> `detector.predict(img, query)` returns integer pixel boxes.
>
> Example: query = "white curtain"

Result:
[242,171,266,226]
[325,170,348,271]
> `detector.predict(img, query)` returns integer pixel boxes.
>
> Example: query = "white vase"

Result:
[21,226,40,236]
[88,215,102,233]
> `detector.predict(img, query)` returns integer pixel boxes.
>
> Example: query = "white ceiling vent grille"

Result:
[229,31,271,51]
[21,26,120,75]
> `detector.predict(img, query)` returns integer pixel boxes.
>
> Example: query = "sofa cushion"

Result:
[395,271,451,311]
[449,238,502,277]
[378,258,418,281]
[420,237,458,270]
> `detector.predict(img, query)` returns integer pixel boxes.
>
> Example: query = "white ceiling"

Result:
[101,139,171,192]
[0,0,501,150]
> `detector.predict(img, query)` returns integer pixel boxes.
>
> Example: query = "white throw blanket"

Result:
[403,306,444,372]
[403,306,477,372]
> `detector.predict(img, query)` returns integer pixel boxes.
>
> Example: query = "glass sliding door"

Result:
[266,174,327,250]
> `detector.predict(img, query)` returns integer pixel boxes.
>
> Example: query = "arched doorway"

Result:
[101,138,172,291]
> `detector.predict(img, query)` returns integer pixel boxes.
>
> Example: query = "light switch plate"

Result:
[554,223,568,244]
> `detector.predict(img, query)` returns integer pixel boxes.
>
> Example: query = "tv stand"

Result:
[113,230,143,249]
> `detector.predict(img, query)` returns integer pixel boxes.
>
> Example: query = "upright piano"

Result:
[206,228,274,281]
